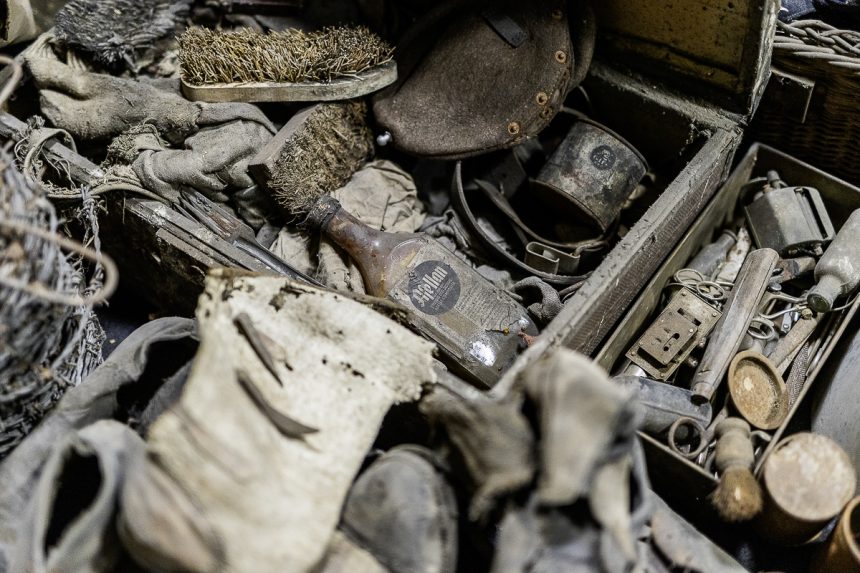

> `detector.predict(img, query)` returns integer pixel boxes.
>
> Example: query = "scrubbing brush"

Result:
[179,26,397,103]
[54,0,190,70]
[249,101,373,212]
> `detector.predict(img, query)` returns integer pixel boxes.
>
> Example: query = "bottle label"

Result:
[388,242,536,386]
[407,261,460,315]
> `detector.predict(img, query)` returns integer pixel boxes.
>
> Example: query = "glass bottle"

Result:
[307,196,538,387]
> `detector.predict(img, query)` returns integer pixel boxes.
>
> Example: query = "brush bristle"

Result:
[178,26,394,85]
[269,102,373,216]
[711,466,763,522]
[55,0,190,68]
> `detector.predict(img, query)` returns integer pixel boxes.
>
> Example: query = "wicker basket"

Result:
[753,20,860,185]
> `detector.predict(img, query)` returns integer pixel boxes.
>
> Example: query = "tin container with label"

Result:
[531,118,647,234]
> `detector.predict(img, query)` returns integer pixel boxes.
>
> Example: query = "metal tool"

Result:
[625,289,721,381]
[524,242,581,275]
[768,312,821,373]
[715,226,752,284]
[667,403,729,460]
[686,229,737,280]
[612,375,712,437]
[177,188,323,286]
[744,170,834,257]
[691,248,780,403]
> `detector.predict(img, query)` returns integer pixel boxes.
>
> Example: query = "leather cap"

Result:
[373,0,595,160]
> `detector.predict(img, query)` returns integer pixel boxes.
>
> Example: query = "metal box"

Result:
[581,143,860,519]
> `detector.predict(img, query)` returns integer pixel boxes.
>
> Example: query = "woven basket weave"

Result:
[754,20,860,185]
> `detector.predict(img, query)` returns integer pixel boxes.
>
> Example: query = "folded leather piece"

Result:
[341,446,458,573]
[0,316,197,570]
[373,0,595,159]
[121,272,435,573]
[8,420,144,573]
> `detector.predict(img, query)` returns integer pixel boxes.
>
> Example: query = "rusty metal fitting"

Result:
[507,121,521,136]
[535,92,549,106]
[554,50,567,64]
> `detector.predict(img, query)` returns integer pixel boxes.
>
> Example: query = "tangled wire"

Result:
[0,129,116,459]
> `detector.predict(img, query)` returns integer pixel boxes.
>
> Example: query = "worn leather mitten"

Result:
[341,446,458,573]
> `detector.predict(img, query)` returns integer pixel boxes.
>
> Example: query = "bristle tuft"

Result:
[179,26,394,85]
[269,102,373,216]
[55,0,190,68]
[711,466,763,522]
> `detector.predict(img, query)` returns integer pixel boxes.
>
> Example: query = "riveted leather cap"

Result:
[373,0,595,160]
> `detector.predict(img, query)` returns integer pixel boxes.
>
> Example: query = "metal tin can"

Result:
[756,433,857,545]
[531,118,647,233]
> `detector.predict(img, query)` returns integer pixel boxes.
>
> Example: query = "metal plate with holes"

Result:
[626,289,721,380]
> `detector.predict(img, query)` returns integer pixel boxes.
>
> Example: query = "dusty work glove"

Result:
[7,421,145,573]
[119,272,435,573]
[109,121,276,204]
[23,33,274,145]
[419,381,535,522]
[0,317,197,571]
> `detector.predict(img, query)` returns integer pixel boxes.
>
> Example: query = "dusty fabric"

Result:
[511,277,564,326]
[1,0,38,47]
[270,160,426,292]
[372,0,594,159]
[489,444,652,573]
[122,272,435,573]
[483,348,651,573]
[517,350,639,505]
[8,421,144,573]
[24,33,274,145]
[419,383,535,521]
[0,317,196,570]
[54,0,189,70]
[119,447,225,573]
[341,446,458,573]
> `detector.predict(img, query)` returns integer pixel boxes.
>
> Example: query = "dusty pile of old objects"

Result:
[2,0,860,572]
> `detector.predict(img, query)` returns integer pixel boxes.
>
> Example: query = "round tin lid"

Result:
[728,350,789,430]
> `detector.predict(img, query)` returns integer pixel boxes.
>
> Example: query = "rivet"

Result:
[555,50,567,64]
[551,8,564,20]
[507,121,521,136]
[535,91,549,105]
[540,107,553,119]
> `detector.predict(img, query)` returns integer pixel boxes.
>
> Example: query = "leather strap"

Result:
[452,161,591,286]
